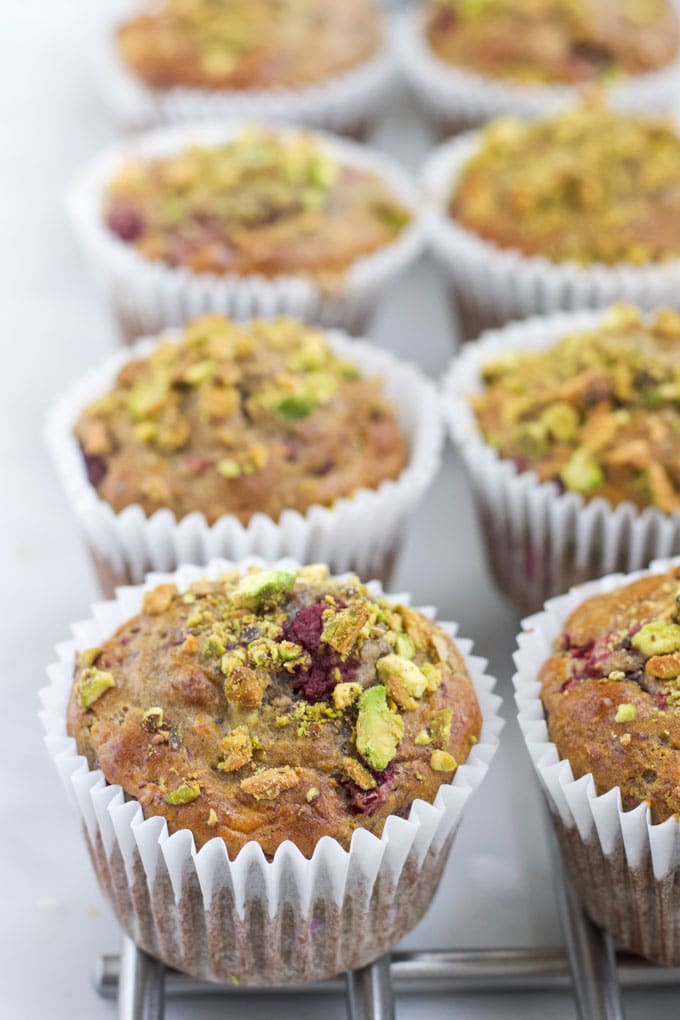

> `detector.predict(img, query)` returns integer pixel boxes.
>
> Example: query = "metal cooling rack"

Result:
[93,817,680,1020]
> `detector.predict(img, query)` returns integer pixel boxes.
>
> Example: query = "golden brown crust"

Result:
[68,566,482,858]
[541,567,680,821]
[426,0,679,85]
[117,0,381,92]
[74,315,407,525]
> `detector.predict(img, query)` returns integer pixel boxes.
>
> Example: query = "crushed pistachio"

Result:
[632,621,680,657]
[414,729,431,746]
[240,766,300,801]
[164,782,201,805]
[207,808,218,827]
[376,654,427,711]
[343,756,377,791]
[615,703,638,723]
[355,685,405,772]
[78,667,116,708]
[231,568,298,610]
[141,706,164,732]
[306,787,320,803]
[430,708,453,749]
[394,632,416,659]
[332,681,362,710]
[218,726,252,772]
[321,602,376,657]
[430,750,457,773]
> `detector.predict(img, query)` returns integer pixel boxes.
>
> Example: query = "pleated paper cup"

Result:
[397,4,680,134]
[68,122,425,342]
[96,0,395,136]
[45,326,443,595]
[423,132,680,341]
[39,556,503,985]
[514,555,680,965]
[442,309,680,614]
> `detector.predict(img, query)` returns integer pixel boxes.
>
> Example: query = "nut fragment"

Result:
[218,726,252,772]
[343,757,377,791]
[240,766,300,801]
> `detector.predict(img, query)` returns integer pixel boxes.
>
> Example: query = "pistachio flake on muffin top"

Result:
[426,0,679,86]
[117,0,382,91]
[67,564,482,857]
[541,565,680,823]
[471,304,680,513]
[451,103,680,265]
[104,127,411,279]
[74,315,407,524]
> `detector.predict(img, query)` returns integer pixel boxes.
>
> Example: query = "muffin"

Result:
[46,315,442,591]
[70,123,423,339]
[426,0,679,86]
[101,0,393,134]
[425,104,680,339]
[514,557,680,965]
[442,305,680,613]
[42,557,502,984]
[398,0,680,130]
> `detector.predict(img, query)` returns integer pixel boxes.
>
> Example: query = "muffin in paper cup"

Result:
[39,557,502,985]
[423,126,680,342]
[45,321,442,594]
[97,0,395,136]
[397,2,680,134]
[514,555,680,965]
[442,308,680,614]
[68,122,425,342]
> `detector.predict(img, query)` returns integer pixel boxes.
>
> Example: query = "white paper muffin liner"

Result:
[514,555,680,964]
[423,131,680,340]
[69,122,424,340]
[39,556,503,985]
[441,308,680,614]
[397,4,680,131]
[96,0,395,135]
[45,326,443,592]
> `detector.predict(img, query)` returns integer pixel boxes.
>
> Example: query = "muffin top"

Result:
[67,564,482,857]
[471,305,680,514]
[426,0,679,85]
[451,103,680,265]
[74,315,407,525]
[540,565,680,823]
[117,0,381,91]
[104,127,411,279]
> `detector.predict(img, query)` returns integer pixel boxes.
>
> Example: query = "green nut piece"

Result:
[394,633,416,659]
[414,729,431,746]
[231,568,298,609]
[560,449,604,494]
[376,654,428,710]
[355,685,404,772]
[430,750,457,772]
[615,703,637,723]
[278,641,304,662]
[540,402,580,442]
[164,782,201,806]
[332,681,362,710]
[306,787,320,803]
[78,667,116,708]
[430,708,453,749]
[128,380,167,422]
[184,359,215,385]
[276,394,313,420]
[203,635,226,658]
[632,621,680,657]
[322,603,376,657]
[217,458,242,479]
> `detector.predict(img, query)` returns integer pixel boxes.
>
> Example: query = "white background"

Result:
[1,1,678,1016]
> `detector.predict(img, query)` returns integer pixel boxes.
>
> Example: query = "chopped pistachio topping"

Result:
[430,708,453,749]
[321,603,376,657]
[343,756,377,791]
[333,681,362,710]
[78,667,116,708]
[632,621,680,657]
[207,808,218,827]
[561,449,604,494]
[164,782,201,805]
[430,750,457,773]
[240,766,299,801]
[231,568,298,609]
[414,729,431,746]
[394,632,416,659]
[615,703,638,723]
[376,654,428,711]
[306,787,320,803]
[355,685,405,772]
[218,726,252,772]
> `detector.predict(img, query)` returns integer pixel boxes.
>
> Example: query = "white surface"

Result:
[1,2,678,1017]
